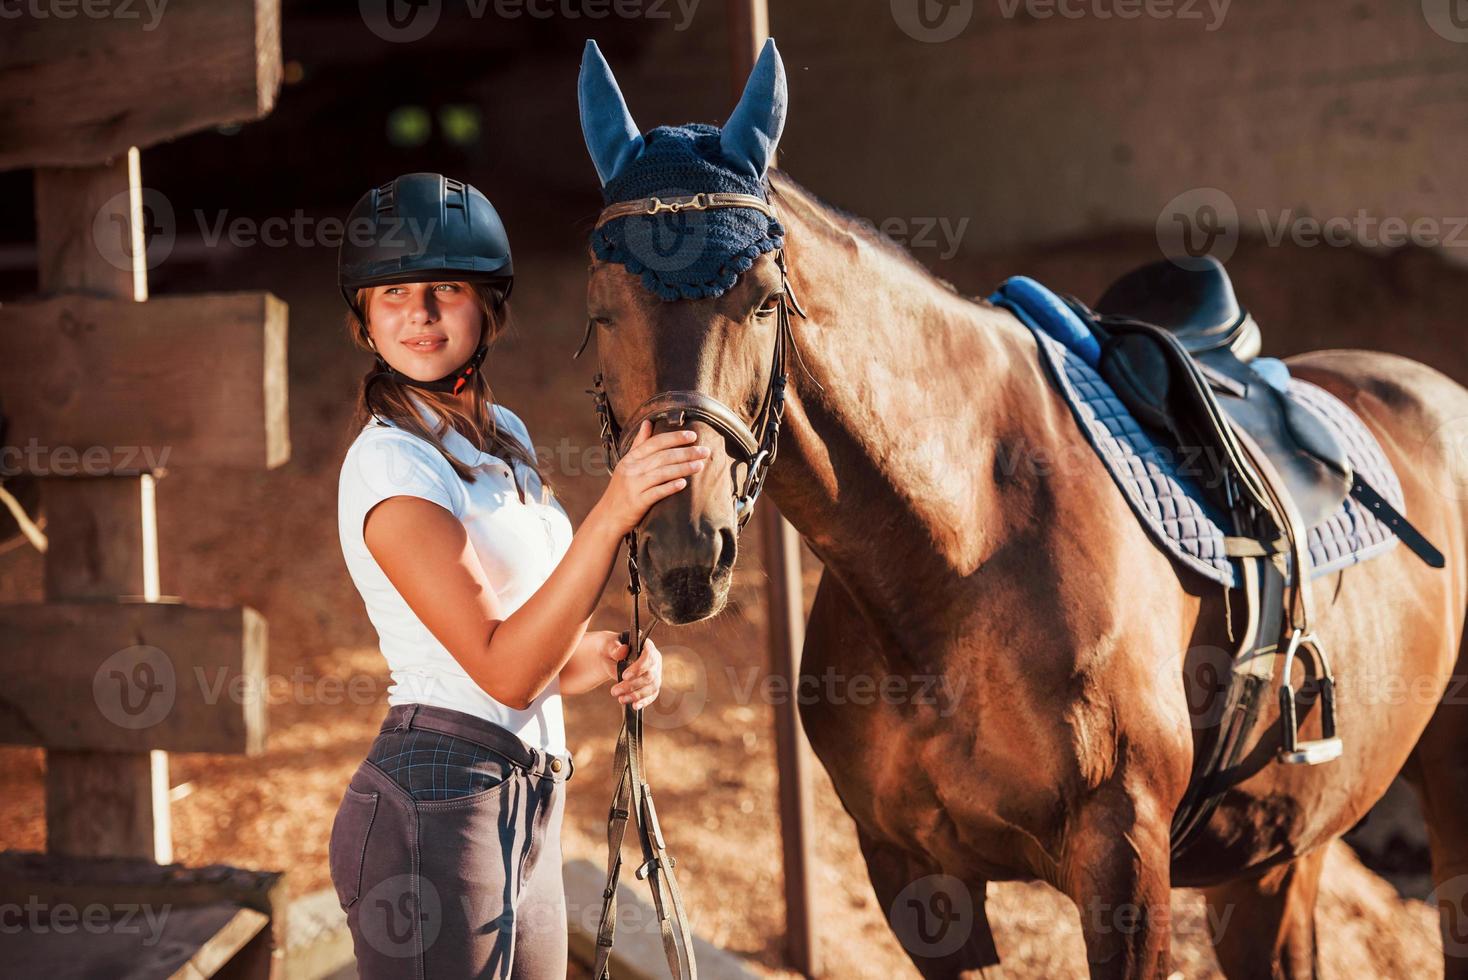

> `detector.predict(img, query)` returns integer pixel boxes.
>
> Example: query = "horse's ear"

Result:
[578,39,645,186]
[720,37,788,180]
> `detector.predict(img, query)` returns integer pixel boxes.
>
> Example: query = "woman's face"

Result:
[365,281,483,380]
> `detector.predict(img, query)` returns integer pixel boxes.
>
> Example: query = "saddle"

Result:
[1000,258,1447,858]
[1087,257,1352,533]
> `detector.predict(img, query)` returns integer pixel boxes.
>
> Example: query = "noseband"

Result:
[575,190,808,980]
[575,191,808,532]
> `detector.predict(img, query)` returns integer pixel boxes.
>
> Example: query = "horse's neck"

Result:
[764,180,1056,652]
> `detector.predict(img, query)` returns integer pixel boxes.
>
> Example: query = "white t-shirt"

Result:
[337,397,574,754]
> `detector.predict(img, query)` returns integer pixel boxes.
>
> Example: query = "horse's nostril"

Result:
[715,526,736,577]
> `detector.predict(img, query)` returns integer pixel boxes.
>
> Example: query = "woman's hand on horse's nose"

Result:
[597,420,713,535]
[610,637,663,710]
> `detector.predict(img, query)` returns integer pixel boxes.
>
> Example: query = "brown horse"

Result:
[579,52,1468,980]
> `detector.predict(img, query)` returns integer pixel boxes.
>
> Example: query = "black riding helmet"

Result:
[339,172,514,394]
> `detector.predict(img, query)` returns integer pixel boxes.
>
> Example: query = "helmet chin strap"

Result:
[365,318,490,396]
[367,342,488,395]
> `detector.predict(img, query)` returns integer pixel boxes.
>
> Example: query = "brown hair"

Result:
[344,282,553,503]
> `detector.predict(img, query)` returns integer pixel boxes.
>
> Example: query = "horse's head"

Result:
[577,39,800,625]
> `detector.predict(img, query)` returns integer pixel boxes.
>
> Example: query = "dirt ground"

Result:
[0,226,1457,977]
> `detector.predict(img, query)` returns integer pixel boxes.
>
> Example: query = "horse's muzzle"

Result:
[637,521,736,624]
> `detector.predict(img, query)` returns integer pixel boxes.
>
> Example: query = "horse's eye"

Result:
[755,295,781,318]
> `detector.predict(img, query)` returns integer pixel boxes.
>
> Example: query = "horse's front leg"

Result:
[856,827,1003,979]
[1058,785,1175,980]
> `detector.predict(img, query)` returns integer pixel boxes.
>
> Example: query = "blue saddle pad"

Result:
[991,277,1404,588]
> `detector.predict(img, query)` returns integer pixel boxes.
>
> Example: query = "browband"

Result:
[593,192,777,229]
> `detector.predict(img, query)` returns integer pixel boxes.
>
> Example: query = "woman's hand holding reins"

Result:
[594,419,711,538]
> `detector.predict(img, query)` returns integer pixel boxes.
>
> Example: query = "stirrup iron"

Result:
[1276,628,1343,765]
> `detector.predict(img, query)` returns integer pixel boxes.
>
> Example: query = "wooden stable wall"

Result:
[767,0,1468,255]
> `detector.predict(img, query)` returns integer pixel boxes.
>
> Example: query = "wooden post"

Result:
[728,2,821,974]
[34,150,171,861]
[0,2,286,872]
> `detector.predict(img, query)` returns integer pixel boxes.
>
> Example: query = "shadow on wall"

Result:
[931,232,1468,389]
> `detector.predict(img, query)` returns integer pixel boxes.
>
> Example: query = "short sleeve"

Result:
[339,430,464,550]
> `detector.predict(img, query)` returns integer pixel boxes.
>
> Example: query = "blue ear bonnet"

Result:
[591,124,785,301]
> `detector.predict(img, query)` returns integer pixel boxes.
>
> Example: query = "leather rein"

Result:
[574,191,808,980]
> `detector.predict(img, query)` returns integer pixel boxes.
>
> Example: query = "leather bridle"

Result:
[575,191,808,532]
[574,190,808,980]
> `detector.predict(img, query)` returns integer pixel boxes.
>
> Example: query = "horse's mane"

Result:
[768,169,963,299]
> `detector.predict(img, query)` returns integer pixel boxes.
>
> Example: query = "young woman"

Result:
[327,172,710,978]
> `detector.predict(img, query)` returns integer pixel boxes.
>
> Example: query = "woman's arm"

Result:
[559,630,622,696]
[363,422,708,710]
[364,496,622,709]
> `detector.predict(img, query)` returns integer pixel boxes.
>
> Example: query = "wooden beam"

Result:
[728,1,821,974]
[0,292,291,473]
[0,601,268,756]
[42,476,157,601]
[29,157,170,863]
[0,850,286,979]
[34,152,141,299]
[0,0,282,171]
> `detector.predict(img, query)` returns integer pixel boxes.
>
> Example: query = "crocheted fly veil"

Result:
[579,38,788,301]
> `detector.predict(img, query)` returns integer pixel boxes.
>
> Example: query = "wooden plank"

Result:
[0,601,268,755]
[0,292,291,473]
[0,850,285,919]
[0,901,266,980]
[46,749,173,864]
[34,154,140,298]
[0,0,282,170]
[42,476,154,601]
